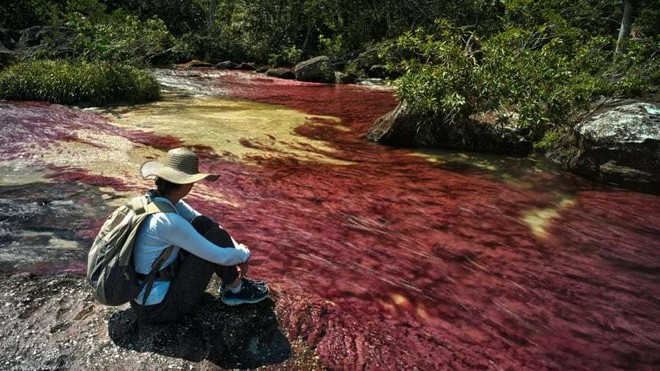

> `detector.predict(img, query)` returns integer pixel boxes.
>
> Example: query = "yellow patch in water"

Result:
[411,151,498,171]
[521,198,576,239]
[33,130,160,186]
[37,133,241,207]
[391,293,411,307]
[105,95,350,164]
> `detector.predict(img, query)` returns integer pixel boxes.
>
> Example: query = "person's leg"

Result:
[191,216,268,306]
[134,251,216,323]
[191,215,240,285]
[134,217,238,322]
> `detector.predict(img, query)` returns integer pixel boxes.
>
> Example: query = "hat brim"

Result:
[140,161,219,184]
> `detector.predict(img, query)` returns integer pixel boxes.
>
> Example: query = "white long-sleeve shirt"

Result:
[133,197,250,305]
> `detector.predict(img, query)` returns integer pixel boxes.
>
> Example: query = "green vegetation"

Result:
[378,1,658,143]
[0,60,160,105]
[0,0,657,146]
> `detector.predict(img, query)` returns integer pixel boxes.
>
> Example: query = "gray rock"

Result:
[335,71,357,84]
[265,67,295,80]
[368,64,388,79]
[548,102,660,189]
[293,56,334,83]
[238,62,256,71]
[214,60,240,70]
[0,47,15,69]
[367,101,532,156]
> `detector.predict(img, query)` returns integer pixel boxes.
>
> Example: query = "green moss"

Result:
[0,59,160,106]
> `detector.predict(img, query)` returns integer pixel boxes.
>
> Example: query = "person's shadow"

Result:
[107,294,291,368]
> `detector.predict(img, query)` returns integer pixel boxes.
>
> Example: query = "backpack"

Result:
[87,195,176,306]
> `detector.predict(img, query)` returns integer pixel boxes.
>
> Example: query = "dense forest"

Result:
[0,0,658,146]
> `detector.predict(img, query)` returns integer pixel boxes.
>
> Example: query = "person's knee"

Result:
[191,215,215,232]
[191,215,234,247]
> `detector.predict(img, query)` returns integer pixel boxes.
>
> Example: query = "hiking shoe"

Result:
[220,279,269,306]
[218,276,267,294]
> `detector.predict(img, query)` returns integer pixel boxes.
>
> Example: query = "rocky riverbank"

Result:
[0,180,323,370]
[0,273,323,370]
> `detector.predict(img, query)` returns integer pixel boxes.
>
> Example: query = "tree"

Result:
[616,0,640,53]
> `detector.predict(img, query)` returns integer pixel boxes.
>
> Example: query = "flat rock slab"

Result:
[0,273,322,370]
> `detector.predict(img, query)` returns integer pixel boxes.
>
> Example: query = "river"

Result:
[0,68,658,369]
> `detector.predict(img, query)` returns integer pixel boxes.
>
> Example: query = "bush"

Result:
[382,18,658,144]
[65,3,174,66]
[380,22,482,126]
[0,59,160,105]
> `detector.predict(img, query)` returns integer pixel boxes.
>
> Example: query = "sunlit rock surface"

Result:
[549,102,660,190]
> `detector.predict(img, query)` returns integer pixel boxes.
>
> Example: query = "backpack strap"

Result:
[131,195,178,305]
[141,245,176,306]
[130,195,176,215]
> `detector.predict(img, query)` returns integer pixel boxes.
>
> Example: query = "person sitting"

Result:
[131,147,268,323]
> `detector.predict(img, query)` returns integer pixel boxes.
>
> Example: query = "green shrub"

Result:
[0,59,160,105]
[382,18,658,144]
[65,4,174,66]
[381,22,479,126]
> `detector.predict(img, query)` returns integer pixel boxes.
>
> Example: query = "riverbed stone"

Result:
[214,60,240,70]
[548,102,660,189]
[266,67,296,80]
[366,101,532,155]
[0,273,322,370]
[293,56,334,83]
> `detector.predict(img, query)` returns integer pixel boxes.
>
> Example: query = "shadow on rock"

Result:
[108,294,291,368]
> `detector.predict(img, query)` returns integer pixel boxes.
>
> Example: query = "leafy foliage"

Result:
[0,0,62,29]
[0,59,160,105]
[382,2,658,143]
[64,2,174,66]
[0,0,657,137]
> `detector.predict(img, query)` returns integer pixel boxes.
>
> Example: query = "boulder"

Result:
[214,60,241,69]
[293,56,334,83]
[2,26,75,62]
[367,101,532,156]
[367,64,402,80]
[238,62,256,71]
[265,67,295,80]
[548,102,660,189]
[175,60,213,69]
[17,26,43,48]
[335,71,357,84]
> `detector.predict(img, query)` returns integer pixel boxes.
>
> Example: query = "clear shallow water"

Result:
[0,69,658,369]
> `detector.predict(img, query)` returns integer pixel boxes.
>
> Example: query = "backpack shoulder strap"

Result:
[146,199,176,215]
[131,195,178,305]
[129,195,177,216]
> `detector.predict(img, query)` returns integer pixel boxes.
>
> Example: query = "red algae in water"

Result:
[182,71,659,369]
[3,75,660,369]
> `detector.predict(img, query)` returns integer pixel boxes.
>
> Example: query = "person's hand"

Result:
[239,260,249,276]
[236,243,250,275]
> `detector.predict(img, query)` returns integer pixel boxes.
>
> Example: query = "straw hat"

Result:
[140,148,219,184]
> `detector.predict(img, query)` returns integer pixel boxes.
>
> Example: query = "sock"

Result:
[230,281,242,294]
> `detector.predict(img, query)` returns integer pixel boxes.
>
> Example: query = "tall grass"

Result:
[0,59,160,105]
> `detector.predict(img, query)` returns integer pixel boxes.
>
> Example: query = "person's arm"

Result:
[156,214,250,265]
[175,199,202,222]
[176,200,245,248]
